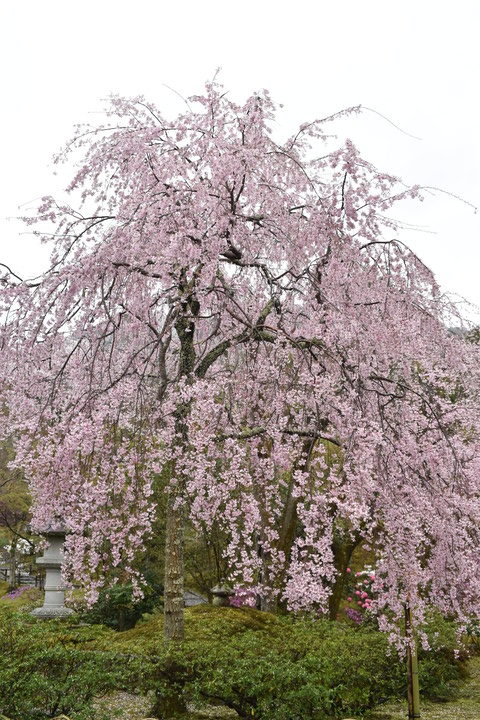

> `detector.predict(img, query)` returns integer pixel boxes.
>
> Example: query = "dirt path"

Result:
[367,656,480,719]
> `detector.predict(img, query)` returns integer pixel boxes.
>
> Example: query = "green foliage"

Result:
[145,618,405,719]
[0,608,141,720]
[81,578,163,631]
[0,605,475,720]
[97,607,474,719]
[0,437,31,528]
[417,612,474,701]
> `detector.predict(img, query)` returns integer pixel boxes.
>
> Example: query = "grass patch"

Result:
[91,605,284,655]
[0,585,43,610]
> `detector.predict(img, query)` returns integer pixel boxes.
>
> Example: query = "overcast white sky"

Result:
[1,0,479,314]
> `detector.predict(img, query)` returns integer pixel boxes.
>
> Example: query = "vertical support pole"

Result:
[405,602,421,719]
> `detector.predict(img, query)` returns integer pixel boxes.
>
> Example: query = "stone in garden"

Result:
[211,582,234,607]
[31,522,73,619]
[184,589,208,607]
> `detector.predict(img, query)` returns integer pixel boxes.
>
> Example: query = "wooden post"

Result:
[405,602,421,719]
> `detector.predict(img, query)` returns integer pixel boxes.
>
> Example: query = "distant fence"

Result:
[0,568,44,588]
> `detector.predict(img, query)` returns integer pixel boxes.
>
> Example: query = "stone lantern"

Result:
[211,582,234,607]
[31,522,73,619]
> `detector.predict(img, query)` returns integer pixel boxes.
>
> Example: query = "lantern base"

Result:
[31,605,74,619]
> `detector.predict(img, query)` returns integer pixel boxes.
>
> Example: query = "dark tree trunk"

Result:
[117,606,127,632]
[151,693,188,720]
[9,537,18,590]
[163,295,197,645]
[328,536,356,620]
[270,439,315,612]
[163,491,185,643]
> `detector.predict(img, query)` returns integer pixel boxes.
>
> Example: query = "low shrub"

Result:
[145,619,405,719]
[0,605,475,720]
[143,609,475,719]
[81,580,163,631]
[418,612,474,701]
[0,608,142,720]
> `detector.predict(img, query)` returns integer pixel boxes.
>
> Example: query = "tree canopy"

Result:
[1,81,479,643]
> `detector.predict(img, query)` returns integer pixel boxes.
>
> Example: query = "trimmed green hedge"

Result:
[98,606,476,718]
[0,605,476,719]
[0,608,140,720]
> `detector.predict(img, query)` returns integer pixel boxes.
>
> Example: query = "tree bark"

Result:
[328,536,357,620]
[117,606,127,632]
[269,439,315,612]
[9,536,18,589]
[163,294,197,644]
[163,491,185,643]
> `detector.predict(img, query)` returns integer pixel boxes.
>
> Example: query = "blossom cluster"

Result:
[0,82,479,639]
[4,586,31,600]
[345,567,376,619]
[229,588,257,608]
[356,570,375,610]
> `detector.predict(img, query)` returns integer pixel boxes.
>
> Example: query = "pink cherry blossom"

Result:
[0,81,479,646]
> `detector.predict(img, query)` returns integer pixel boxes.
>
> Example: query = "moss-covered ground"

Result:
[93,604,283,652]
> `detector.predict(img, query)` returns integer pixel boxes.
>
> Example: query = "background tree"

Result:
[0,438,33,588]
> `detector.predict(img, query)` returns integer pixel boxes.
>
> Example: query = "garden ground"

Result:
[367,654,480,719]
[1,586,479,720]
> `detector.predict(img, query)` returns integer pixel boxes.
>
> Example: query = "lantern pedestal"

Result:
[31,526,73,619]
[211,582,234,607]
